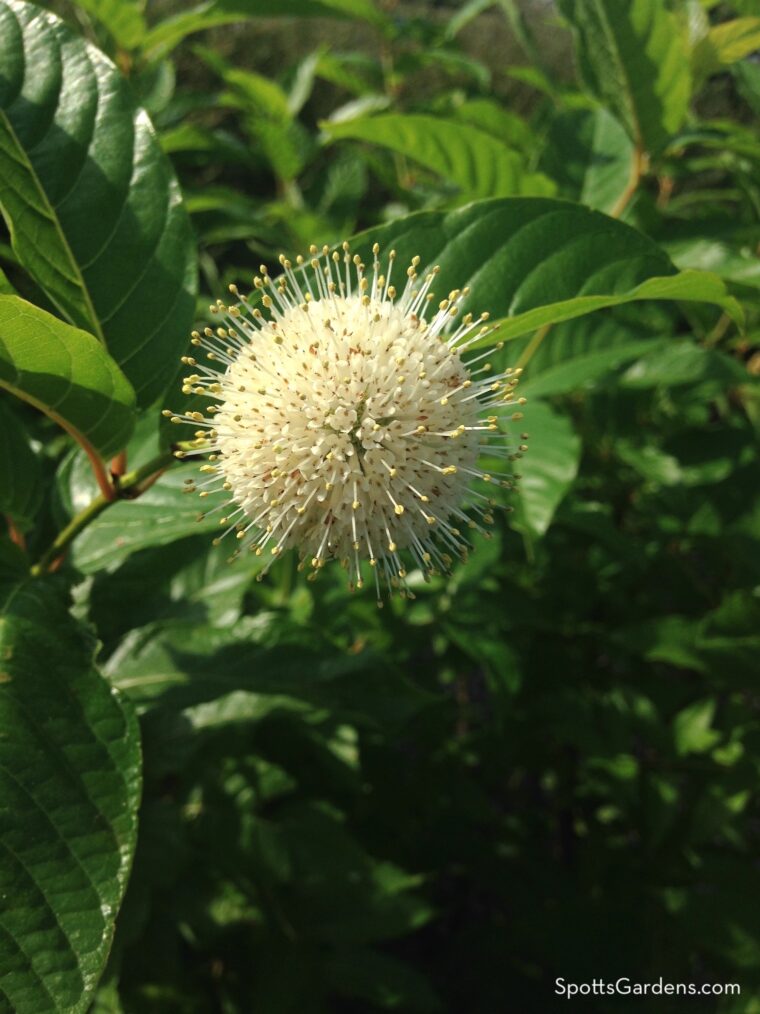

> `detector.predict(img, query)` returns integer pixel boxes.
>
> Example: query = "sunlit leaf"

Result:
[507,400,581,538]
[674,698,721,755]
[0,295,135,457]
[324,114,554,198]
[70,0,147,50]
[558,0,691,152]
[142,0,388,62]
[348,199,743,350]
[0,0,196,407]
[693,17,760,77]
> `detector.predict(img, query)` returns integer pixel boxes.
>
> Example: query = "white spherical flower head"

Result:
[168,243,527,601]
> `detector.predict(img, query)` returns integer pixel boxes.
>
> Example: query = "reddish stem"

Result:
[4,514,26,551]
[85,447,118,500]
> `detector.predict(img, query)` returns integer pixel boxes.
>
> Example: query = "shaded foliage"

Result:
[0,0,758,1011]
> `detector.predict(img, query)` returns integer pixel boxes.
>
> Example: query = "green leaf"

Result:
[507,400,581,538]
[348,199,743,350]
[517,327,668,399]
[202,49,313,182]
[0,265,16,295]
[620,341,748,389]
[694,17,760,75]
[450,98,536,154]
[674,698,721,756]
[0,398,42,530]
[324,114,555,199]
[71,0,148,51]
[0,577,141,1013]
[485,271,743,349]
[497,0,555,82]
[445,0,496,40]
[105,619,435,733]
[733,57,760,115]
[539,106,634,213]
[0,0,196,408]
[616,427,754,487]
[729,0,760,14]
[558,0,691,152]
[201,47,292,120]
[400,48,492,91]
[665,237,760,291]
[142,0,388,62]
[70,464,226,573]
[0,296,135,458]
[0,533,28,589]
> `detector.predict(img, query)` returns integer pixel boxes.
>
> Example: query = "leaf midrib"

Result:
[0,107,104,343]
[588,0,643,148]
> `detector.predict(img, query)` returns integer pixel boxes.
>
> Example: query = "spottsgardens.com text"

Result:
[555,978,740,999]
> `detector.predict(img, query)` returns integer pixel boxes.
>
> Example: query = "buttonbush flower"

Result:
[167,243,527,601]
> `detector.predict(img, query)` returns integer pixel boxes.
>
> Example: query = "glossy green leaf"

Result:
[0,398,42,529]
[507,400,581,538]
[0,577,141,1013]
[0,0,196,407]
[558,0,691,152]
[539,106,634,213]
[70,464,226,573]
[142,0,388,62]
[324,114,555,198]
[0,296,135,457]
[349,199,742,351]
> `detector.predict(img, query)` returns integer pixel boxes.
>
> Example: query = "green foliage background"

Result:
[0,0,759,1011]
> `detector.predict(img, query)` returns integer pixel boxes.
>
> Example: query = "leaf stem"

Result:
[88,448,118,500]
[1,378,120,501]
[610,145,647,220]
[31,490,113,577]
[30,443,198,576]
[515,323,551,372]
[704,311,731,348]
